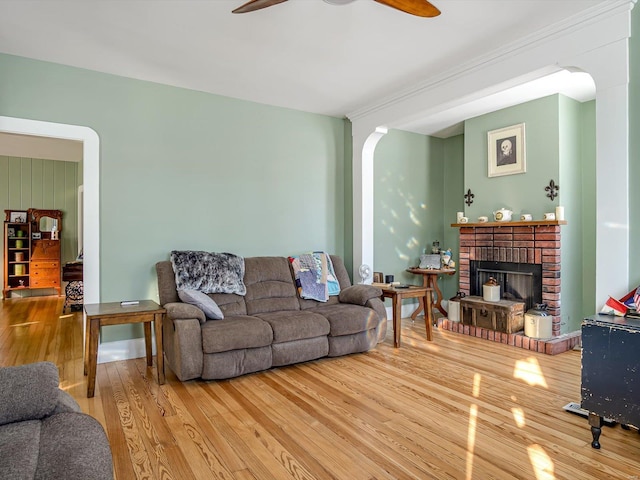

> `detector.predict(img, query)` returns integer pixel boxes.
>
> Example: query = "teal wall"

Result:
[441,134,465,301]
[0,156,80,296]
[0,53,348,342]
[558,96,584,332]
[464,95,561,220]
[579,100,597,323]
[373,130,444,308]
[630,6,640,288]
[343,120,354,279]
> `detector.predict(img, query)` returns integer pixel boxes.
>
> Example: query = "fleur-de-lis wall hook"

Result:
[464,188,475,206]
[545,180,559,201]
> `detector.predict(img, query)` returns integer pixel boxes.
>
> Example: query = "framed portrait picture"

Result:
[9,211,28,223]
[487,123,526,178]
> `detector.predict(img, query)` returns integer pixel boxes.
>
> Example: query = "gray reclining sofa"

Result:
[0,362,113,479]
[156,254,387,381]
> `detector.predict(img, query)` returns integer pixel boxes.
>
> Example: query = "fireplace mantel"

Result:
[451,220,567,228]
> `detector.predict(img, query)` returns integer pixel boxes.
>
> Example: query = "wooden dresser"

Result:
[30,239,61,295]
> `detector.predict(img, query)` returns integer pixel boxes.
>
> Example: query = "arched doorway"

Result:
[0,116,100,304]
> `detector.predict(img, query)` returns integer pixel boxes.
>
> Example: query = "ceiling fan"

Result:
[232,0,440,18]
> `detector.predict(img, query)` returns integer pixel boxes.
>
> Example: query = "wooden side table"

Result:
[84,300,166,398]
[406,267,456,318]
[375,284,433,348]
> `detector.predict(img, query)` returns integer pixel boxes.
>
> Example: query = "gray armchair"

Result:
[0,362,113,479]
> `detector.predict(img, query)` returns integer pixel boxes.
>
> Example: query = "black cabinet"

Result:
[581,314,640,448]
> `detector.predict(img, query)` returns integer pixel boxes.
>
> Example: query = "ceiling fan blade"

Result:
[232,0,288,14]
[374,0,440,17]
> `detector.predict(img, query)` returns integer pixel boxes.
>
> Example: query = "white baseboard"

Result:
[97,336,156,364]
[384,299,449,321]
[385,303,425,321]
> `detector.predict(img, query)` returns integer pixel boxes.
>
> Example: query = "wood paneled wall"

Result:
[0,155,81,298]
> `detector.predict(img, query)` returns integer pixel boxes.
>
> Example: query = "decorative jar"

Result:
[482,277,500,302]
[524,303,552,339]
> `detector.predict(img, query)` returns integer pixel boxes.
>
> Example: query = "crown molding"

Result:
[347,0,636,122]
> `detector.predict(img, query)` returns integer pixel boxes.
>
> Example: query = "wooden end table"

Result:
[406,267,456,318]
[374,284,433,348]
[84,300,166,398]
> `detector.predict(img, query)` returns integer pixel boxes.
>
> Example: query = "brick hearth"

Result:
[458,224,562,335]
[436,318,581,355]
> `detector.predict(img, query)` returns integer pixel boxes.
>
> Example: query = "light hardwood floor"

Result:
[1,296,639,479]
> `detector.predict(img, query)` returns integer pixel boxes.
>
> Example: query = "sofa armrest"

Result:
[52,390,81,415]
[0,362,60,426]
[339,284,382,306]
[164,302,206,323]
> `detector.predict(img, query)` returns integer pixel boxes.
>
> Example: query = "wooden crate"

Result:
[460,296,525,334]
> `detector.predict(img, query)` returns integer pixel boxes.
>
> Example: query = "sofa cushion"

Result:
[328,329,379,357]
[0,362,59,426]
[36,413,113,480]
[271,336,329,366]
[257,310,330,343]
[211,293,247,316]
[201,316,273,354]
[178,289,224,321]
[202,346,272,380]
[244,257,300,314]
[0,420,40,479]
[311,303,381,337]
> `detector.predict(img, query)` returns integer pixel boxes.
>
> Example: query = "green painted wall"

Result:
[558,96,584,332]
[464,95,561,220]
[463,94,596,333]
[373,129,444,308]
[579,100,596,322]
[0,53,347,342]
[630,6,640,288]
[0,156,80,297]
[343,119,354,279]
[441,134,465,302]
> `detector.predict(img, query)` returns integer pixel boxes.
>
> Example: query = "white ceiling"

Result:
[0,0,601,138]
[0,132,83,162]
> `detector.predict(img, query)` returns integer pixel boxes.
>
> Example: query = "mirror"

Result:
[28,209,63,238]
[39,216,58,232]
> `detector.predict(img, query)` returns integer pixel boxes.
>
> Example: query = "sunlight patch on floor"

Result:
[527,444,555,480]
[61,381,85,392]
[404,333,441,352]
[513,357,548,388]
[10,321,40,327]
[465,373,482,480]
[511,407,526,428]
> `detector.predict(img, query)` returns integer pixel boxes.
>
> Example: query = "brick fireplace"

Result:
[459,224,562,334]
[437,221,581,355]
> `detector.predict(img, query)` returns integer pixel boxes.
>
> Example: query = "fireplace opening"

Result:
[470,261,542,311]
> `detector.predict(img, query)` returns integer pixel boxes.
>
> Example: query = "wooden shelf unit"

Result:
[3,209,63,299]
[3,221,32,297]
